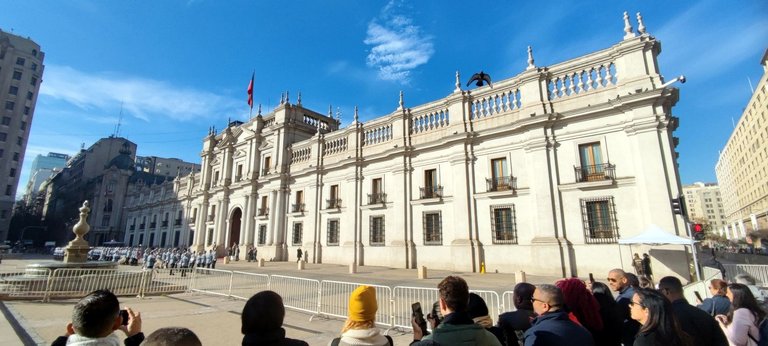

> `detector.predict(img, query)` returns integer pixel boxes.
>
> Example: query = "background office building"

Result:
[0,29,44,242]
[23,152,69,203]
[136,155,201,177]
[682,182,728,230]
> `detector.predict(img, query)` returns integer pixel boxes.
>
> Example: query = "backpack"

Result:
[748,318,768,346]
[330,335,393,346]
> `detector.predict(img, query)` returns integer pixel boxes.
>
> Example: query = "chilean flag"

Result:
[247,72,254,108]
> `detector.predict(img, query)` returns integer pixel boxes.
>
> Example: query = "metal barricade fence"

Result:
[190,268,233,298]
[319,280,393,327]
[0,270,51,299]
[45,268,146,301]
[702,266,722,280]
[471,290,502,321]
[143,268,194,296]
[391,286,440,330]
[501,291,516,314]
[682,270,719,304]
[229,271,270,300]
[723,264,768,285]
[270,275,321,315]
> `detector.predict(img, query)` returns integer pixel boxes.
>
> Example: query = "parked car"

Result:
[52,247,64,261]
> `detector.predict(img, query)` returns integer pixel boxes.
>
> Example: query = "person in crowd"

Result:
[304,250,309,263]
[411,275,501,346]
[716,283,766,346]
[639,276,653,289]
[328,285,391,346]
[630,288,689,346]
[523,284,594,346]
[696,279,732,316]
[297,248,303,263]
[51,289,144,346]
[657,276,728,346]
[642,253,653,281]
[467,293,504,344]
[589,282,623,346]
[143,327,202,346]
[241,290,308,346]
[179,251,190,277]
[556,278,604,343]
[734,273,767,304]
[633,254,645,277]
[607,269,641,346]
[626,273,641,290]
[498,282,536,346]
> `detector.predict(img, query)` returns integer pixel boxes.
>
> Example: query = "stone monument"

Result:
[63,201,92,263]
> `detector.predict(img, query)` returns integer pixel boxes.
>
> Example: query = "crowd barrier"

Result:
[682,270,719,304]
[722,264,768,285]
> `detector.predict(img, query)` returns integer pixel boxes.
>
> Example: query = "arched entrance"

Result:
[229,208,242,246]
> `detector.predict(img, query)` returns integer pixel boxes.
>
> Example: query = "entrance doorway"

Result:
[229,208,242,246]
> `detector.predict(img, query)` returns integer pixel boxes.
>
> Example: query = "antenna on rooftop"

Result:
[113,102,124,138]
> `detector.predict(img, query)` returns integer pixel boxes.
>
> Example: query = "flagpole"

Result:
[248,70,255,119]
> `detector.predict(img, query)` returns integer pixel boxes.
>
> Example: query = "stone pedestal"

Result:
[258,258,265,267]
[63,240,90,264]
[349,263,357,274]
[516,270,527,284]
[418,266,427,279]
[297,261,305,270]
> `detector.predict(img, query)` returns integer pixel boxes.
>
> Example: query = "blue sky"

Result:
[2,0,767,198]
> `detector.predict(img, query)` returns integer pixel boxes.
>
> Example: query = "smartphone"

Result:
[694,291,703,302]
[589,273,595,284]
[411,302,425,325]
[120,309,129,326]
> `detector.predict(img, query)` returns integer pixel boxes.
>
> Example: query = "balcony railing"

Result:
[174,219,182,226]
[326,198,342,209]
[486,176,517,192]
[161,220,168,227]
[188,217,196,223]
[419,185,443,199]
[207,215,215,222]
[139,224,145,230]
[291,203,305,213]
[258,208,269,216]
[129,225,135,231]
[149,222,157,229]
[574,163,616,182]
[368,193,387,204]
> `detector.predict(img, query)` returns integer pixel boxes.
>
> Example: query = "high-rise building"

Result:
[135,156,200,177]
[682,182,728,230]
[0,29,44,242]
[23,152,70,203]
[715,49,768,236]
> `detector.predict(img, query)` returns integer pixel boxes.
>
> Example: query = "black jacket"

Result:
[497,309,535,346]
[242,328,308,346]
[670,299,728,346]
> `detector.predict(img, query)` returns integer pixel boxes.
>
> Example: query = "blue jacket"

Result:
[697,295,731,316]
[523,311,594,346]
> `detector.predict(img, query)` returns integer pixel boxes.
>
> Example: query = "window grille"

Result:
[370,216,385,246]
[292,222,303,245]
[423,212,442,245]
[327,219,339,246]
[491,205,517,244]
[258,225,267,245]
[581,196,619,244]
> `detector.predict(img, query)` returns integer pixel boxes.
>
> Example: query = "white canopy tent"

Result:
[618,224,699,279]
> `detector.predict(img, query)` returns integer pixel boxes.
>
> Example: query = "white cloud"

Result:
[39,65,241,122]
[364,0,434,84]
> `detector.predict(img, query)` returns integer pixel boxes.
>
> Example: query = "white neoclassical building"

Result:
[126,14,691,278]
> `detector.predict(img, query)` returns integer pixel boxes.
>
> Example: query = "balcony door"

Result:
[579,142,604,181]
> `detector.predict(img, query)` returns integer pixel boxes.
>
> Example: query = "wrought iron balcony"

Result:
[368,193,387,204]
[174,219,182,226]
[161,220,168,227]
[139,223,145,230]
[291,203,305,213]
[207,215,215,222]
[149,222,157,229]
[258,208,269,216]
[188,217,196,223]
[129,225,135,231]
[574,163,616,183]
[326,198,342,209]
[486,176,517,192]
[419,185,443,199]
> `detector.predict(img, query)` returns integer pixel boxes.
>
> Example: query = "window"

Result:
[1,117,9,125]
[12,152,19,161]
[327,219,340,246]
[20,121,26,130]
[101,215,111,227]
[26,91,33,100]
[421,169,442,198]
[488,158,512,191]
[263,156,271,173]
[16,136,22,145]
[258,225,267,245]
[30,76,37,86]
[31,63,37,71]
[293,190,304,212]
[5,101,14,110]
[370,216,385,246]
[491,205,517,244]
[369,178,385,204]
[292,222,303,245]
[206,229,214,246]
[12,71,21,80]
[16,57,25,66]
[236,164,243,180]
[8,86,18,95]
[581,197,618,244]
[0,133,6,141]
[259,196,268,215]
[423,212,442,245]
[9,168,15,177]
[5,185,11,196]
[328,184,341,208]
[24,107,30,115]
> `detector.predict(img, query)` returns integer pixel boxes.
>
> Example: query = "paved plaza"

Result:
[0,255,563,345]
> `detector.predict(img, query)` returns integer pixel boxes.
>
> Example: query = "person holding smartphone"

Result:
[51,289,144,346]
[696,279,731,316]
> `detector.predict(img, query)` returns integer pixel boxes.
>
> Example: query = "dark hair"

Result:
[657,276,683,294]
[727,283,766,324]
[590,282,612,296]
[242,291,285,334]
[144,327,202,346]
[71,289,120,338]
[513,282,535,310]
[438,276,469,313]
[625,273,640,288]
[467,293,489,319]
[635,288,687,345]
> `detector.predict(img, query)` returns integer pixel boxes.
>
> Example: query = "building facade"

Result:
[715,49,768,237]
[127,16,690,278]
[682,182,727,230]
[0,29,44,242]
[136,155,201,177]
[23,152,70,203]
[123,176,189,248]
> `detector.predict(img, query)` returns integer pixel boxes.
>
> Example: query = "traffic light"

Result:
[692,223,705,240]
[671,196,687,217]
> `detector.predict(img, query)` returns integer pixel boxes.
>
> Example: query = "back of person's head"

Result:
[727,283,766,323]
[438,275,469,313]
[590,282,612,296]
[639,276,653,289]
[556,278,603,331]
[536,284,564,310]
[144,327,202,346]
[625,273,640,288]
[242,291,285,334]
[348,285,377,322]
[710,279,728,295]
[467,293,490,319]
[71,289,120,338]
[734,273,757,285]
[635,288,683,345]
[513,282,536,310]
[657,276,683,296]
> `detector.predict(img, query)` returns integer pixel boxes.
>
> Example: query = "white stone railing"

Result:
[470,86,521,119]
[290,146,312,164]
[411,108,449,134]
[363,120,394,146]
[547,54,617,100]
[302,114,330,131]
[323,133,349,156]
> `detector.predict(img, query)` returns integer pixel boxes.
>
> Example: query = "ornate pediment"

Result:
[258,138,274,151]
[233,149,247,159]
